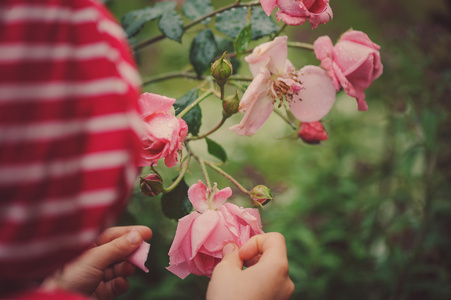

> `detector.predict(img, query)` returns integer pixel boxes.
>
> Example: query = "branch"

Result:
[187,117,227,141]
[176,90,213,119]
[142,71,204,86]
[287,41,315,51]
[204,160,250,196]
[133,0,262,51]
[162,156,190,193]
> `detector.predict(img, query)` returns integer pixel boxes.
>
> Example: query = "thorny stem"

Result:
[186,144,212,189]
[204,160,250,196]
[198,158,211,189]
[162,156,190,193]
[133,1,261,51]
[187,116,228,141]
[177,90,213,119]
[220,85,225,100]
[272,23,287,39]
[287,41,315,51]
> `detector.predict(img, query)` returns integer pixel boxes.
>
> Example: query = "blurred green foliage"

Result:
[107,0,451,299]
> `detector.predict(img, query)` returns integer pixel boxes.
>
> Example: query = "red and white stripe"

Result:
[0,0,142,289]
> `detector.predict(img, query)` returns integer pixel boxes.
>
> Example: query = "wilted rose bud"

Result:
[211,52,233,86]
[140,173,164,197]
[298,121,328,144]
[250,185,273,208]
[222,91,240,118]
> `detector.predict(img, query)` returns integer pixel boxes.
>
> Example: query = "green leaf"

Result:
[215,7,278,40]
[206,137,228,163]
[182,0,214,25]
[121,2,176,38]
[159,10,184,42]
[189,29,218,77]
[174,88,202,136]
[234,23,252,57]
[161,178,192,220]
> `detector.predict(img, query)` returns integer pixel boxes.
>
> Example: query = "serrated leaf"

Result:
[234,23,252,57]
[189,29,218,77]
[215,7,278,40]
[206,138,228,163]
[174,88,202,136]
[182,0,214,25]
[121,2,176,38]
[215,37,241,73]
[159,10,184,42]
[161,178,192,220]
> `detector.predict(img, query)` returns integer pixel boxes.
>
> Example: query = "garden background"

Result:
[105,0,451,299]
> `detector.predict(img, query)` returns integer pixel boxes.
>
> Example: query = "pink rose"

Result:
[166,180,264,279]
[298,121,328,144]
[138,92,188,168]
[314,30,383,111]
[230,36,336,136]
[261,0,333,28]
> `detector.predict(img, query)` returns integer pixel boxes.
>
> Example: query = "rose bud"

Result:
[140,173,164,197]
[211,52,233,86]
[298,121,328,144]
[250,185,273,208]
[222,91,240,118]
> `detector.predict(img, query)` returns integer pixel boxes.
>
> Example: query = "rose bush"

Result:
[121,0,384,288]
[166,181,264,279]
[261,0,333,28]
[314,30,383,111]
[138,92,188,168]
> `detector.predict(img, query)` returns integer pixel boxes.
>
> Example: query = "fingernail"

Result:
[223,243,236,255]
[126,230,141,245]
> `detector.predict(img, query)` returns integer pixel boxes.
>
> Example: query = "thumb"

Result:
[218,243,243,270]
[88,230,142,270]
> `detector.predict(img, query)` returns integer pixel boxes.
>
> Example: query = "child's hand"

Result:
[41,226,152,300]
[207,232,295,300]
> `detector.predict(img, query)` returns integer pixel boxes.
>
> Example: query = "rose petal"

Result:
[261,0,277,16]
[289,65,336,122]
[188,180,209,213]
[245,36,288,76]
[210,187,232,210]
[229,70,274,136]
[138,93,176,119]
[127,240,150,273]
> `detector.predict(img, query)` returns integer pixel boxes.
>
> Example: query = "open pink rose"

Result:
[230,36,336,136]
[261,0,333,28]
[138,92,188,168]
[166,180,264,279]
[314,30,383,111]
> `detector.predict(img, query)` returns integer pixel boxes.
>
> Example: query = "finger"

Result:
[243,254,261,267]
[212,243,243,275]
[95,226,152,246]
[103,261,136,282]
[94,277,130,300]
[239,232,288,264]
[88,230,143,270]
